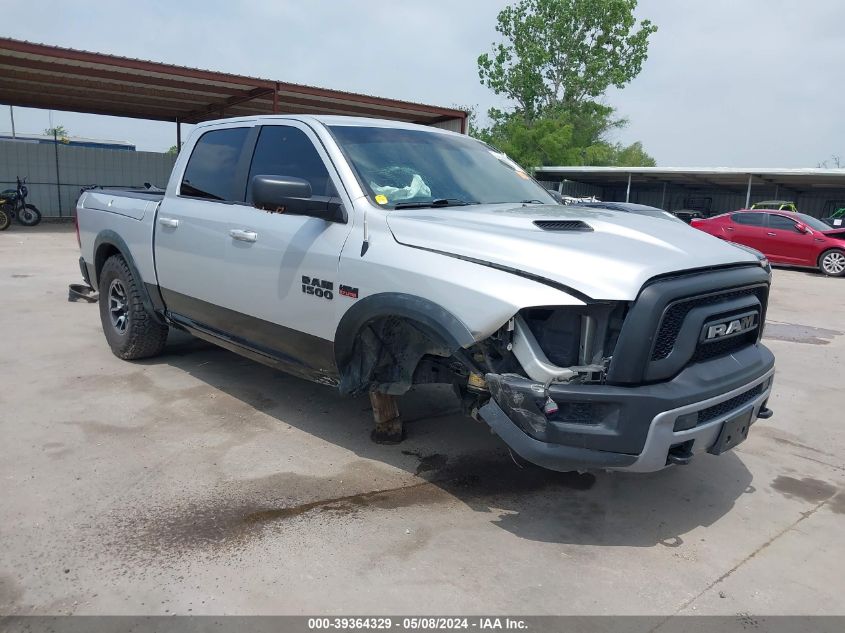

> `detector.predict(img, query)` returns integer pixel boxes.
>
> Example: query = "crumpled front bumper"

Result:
[479,344,775,473]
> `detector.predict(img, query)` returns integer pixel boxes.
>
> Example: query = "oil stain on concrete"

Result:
[98,451,598,563]
[770,475,839,506]
[829,492,845,515]
[763,321,842,345]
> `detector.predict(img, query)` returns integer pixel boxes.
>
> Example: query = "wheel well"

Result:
[94,243,121,287]
[333,293,477,396]
[336,315,461,396]
[819,247,845,262]
[818,247,845,272]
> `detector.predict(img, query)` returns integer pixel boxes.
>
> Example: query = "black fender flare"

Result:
[334,292,476,374]
[92,230,166,322]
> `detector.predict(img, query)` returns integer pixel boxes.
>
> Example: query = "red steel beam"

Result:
[0,70,208,107]
[2,95,178,122]
[0,83,195,116]
[180,87,275,124]
[0,38,275,90]
[0,37,467,122]
[0,53,459,124]
[0,55,249,98]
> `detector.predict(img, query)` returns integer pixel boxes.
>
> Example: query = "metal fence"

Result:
[0,140,176,218]
[537,178,844,218]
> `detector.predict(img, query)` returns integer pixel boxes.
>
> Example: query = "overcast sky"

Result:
[1,0,842,167]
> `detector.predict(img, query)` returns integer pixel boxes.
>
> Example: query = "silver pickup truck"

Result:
[75,115,775,473]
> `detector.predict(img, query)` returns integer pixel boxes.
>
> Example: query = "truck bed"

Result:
[78,188,163,221]
[80,185,164,201]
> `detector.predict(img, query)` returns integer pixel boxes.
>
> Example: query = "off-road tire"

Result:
[98,254,168,359]
[0,209,10,231]
[818,249,845,277]
[17,204,41,227]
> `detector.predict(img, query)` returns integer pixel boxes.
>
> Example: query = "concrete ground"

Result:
[0,224,843,616]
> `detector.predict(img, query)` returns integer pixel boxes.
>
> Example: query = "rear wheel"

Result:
[98,254,168,359]
[17,204,41,227]
[0,209,10,231]
[819,249,845,277]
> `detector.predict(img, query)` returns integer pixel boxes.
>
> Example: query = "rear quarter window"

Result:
[180,127,250,202]
[732,213,765,226]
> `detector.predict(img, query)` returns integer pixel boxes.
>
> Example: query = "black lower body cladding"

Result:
[78,256,94,287]
[480,343,775,472]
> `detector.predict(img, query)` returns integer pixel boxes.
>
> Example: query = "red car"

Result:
[691,209,845,277]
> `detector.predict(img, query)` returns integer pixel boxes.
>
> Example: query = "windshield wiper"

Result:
[521,199,547,204]
[393,198,477,210]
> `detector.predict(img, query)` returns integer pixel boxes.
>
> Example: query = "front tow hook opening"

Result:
[666,440,695,466]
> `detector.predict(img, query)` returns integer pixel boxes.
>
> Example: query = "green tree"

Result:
[478,0,656,119]
[473,0,657,170]
[475,103,655,170]
[611,141,656,167]
[476,107,577,168]
[44,125,70,143]
[166,144,180,155]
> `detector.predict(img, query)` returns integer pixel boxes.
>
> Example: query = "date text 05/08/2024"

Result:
[307,617,528,630]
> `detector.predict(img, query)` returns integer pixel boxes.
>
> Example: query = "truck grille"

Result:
[604,266,772,385]
[691,334,756,362]
[651,286,767,361]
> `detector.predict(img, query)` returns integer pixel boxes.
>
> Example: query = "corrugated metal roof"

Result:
[0,37,467,129]
[535,166,845,190]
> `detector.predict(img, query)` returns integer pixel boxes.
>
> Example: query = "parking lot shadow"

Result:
[140,331,754,549]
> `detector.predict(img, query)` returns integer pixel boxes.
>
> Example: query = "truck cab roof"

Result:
[194,114,462,135]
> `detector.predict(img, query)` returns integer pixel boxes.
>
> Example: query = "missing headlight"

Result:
[517,302,628,381]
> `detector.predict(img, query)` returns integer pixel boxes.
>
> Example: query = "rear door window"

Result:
[180,127,250,201]
[732,212,765,226]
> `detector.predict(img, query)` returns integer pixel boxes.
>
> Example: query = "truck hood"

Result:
[385,204,760,301]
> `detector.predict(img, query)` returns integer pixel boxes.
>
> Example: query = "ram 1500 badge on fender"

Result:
[75,115,775,473]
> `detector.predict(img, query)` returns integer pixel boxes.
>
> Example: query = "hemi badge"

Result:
[339,285,359,299]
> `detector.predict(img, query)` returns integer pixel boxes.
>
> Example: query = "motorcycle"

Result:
[1,176,42,227]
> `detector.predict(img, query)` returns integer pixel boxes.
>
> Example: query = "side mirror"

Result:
[251,175,344,222]
[795,223,810,234]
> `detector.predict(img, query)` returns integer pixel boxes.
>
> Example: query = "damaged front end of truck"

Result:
[337,262,776,473]
[476,266,776,473]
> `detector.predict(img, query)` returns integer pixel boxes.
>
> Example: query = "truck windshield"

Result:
[328,125,555,208]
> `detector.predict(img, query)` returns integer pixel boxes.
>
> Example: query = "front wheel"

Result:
[819,249,845,277]
[0,209,10,231]
[98,255,169,359]
[17,204,41,227]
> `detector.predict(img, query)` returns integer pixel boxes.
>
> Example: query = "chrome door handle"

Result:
[158,217,179,228]
[725,227,734,231]
[767,232,777,236]
[229,229,258,242]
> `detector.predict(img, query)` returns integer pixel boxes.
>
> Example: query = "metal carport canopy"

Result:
[534,166,845,192]
[0,37,466,131]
